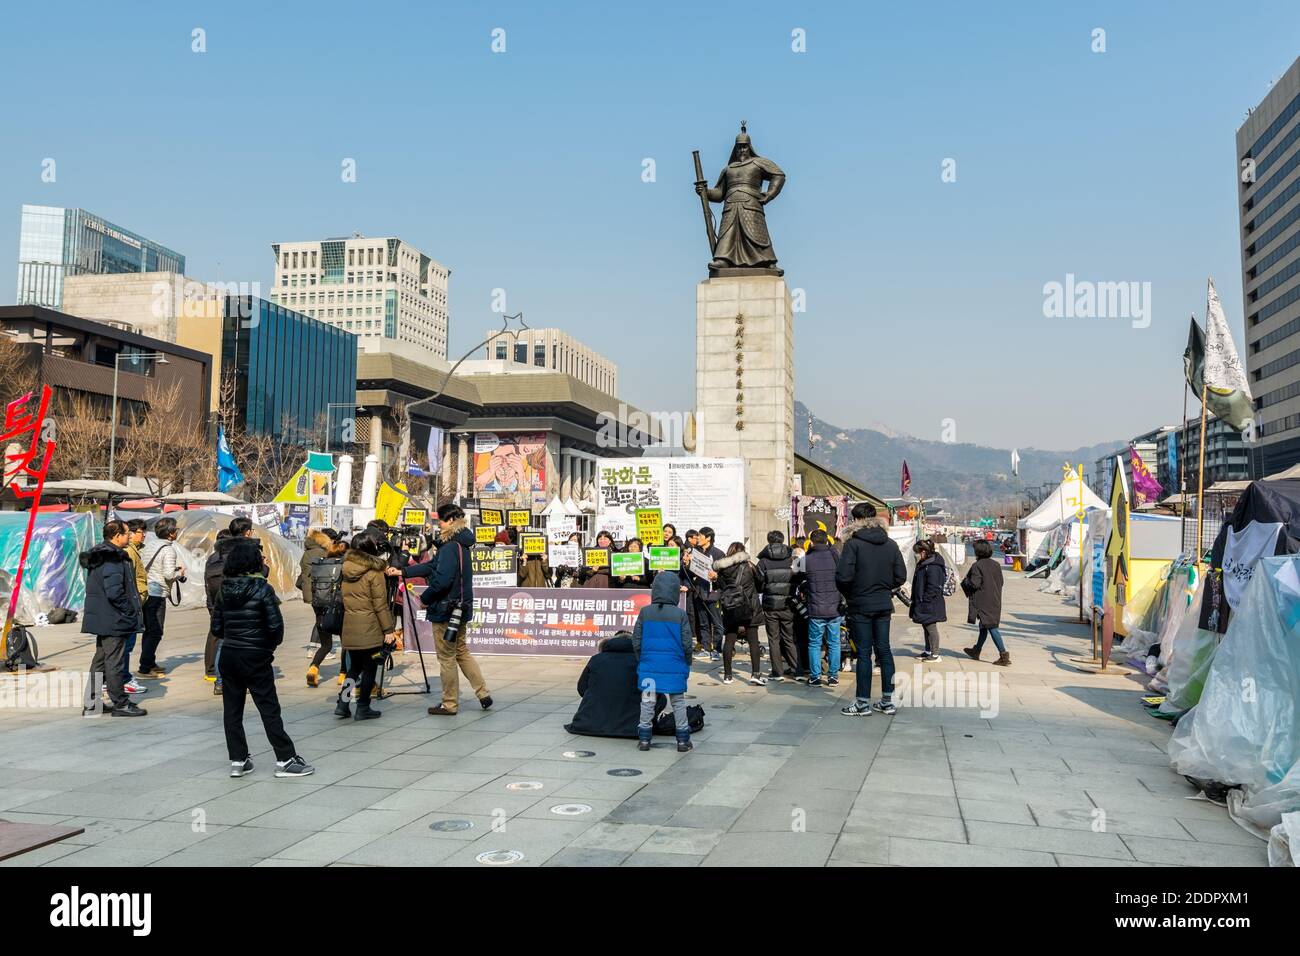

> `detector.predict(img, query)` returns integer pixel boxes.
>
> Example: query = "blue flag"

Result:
[216,424,245,493]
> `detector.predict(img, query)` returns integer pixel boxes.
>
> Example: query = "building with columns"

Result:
[354,350,656,508]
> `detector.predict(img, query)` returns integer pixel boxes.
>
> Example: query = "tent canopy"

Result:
[1018,477,1106,533]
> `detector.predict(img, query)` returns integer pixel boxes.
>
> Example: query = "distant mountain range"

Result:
[794,402,1123,519]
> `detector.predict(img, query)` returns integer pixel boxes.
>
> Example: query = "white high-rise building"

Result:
[270,234,449,360]
[482,327,619,396]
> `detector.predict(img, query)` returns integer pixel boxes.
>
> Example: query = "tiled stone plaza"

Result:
[0,575,1265,866]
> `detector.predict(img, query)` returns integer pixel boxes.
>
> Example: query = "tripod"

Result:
[376,581,432,697]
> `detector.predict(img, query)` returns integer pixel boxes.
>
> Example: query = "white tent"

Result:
[1018,476,1106,563]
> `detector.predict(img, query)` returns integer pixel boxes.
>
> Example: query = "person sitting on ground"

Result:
[962,539,1010,666]
[565,631,644,738]
[213,539,313,777]
[632,571,695,752]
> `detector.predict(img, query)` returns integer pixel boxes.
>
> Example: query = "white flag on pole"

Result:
[1203,277,1254,431]
[1011,448,1020,476]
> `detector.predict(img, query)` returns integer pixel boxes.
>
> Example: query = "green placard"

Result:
[646,545,680,572]
[611,552,646,577]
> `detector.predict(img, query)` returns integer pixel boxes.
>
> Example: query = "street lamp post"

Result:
[109,351,169,483]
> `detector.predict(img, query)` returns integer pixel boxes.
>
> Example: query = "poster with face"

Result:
[474,433,547,495]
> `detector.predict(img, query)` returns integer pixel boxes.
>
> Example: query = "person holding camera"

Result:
[137,516,186,680]
[337,529,400,720]
[398,503,493,717]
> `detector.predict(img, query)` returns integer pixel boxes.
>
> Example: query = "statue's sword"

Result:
[692,150,718,254]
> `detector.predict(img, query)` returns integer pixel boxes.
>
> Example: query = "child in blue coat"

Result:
[632,571,695,752]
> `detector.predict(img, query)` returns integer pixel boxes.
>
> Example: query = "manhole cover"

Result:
[607,768,642,777]
[684,695,698,700]
[476,850,524,865]
[964,734,973,738]
[429,819,474,832]
[506,781,544,791]
[713,704,735,709]
[562,750,596,759]
[550,803,592,815]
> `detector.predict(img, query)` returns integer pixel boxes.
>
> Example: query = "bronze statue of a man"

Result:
[695,123,786,275]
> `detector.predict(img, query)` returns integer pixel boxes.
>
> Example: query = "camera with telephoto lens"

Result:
[788,593,808,620]
[443,602,466,642]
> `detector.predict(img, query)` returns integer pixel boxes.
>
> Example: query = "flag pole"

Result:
[1195,382,1208,569]
[1179,377,1189,555]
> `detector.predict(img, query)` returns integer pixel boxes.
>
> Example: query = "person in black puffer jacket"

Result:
[564,633,643,738]
[714,542,765,685]
[79,520,144,717]
[212,539,313,778]
[755,530,800,680]
[909,538,948,662]
[835,503,907,716]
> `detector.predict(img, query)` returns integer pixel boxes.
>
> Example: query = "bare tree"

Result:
[118,380,212,493]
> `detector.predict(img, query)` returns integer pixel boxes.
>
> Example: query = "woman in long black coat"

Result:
[714,543,765,685]
[961,539,1010,665]
[909,539,947,662]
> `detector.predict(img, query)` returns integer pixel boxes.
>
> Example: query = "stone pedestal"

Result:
[695,275,794,546]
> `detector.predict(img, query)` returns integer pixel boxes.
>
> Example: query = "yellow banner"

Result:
[375,481,408,526]
[272,465,310,503]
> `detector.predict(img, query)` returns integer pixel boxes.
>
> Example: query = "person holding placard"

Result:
[518,535,551,587]
[579,530,616,588]
[613,538,650,588]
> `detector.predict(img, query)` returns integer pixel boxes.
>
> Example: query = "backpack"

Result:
[941,563,958,597]
[653,702,706,735]
[204,549,226,604]
[3,625,41,671]
[309,556,345,632]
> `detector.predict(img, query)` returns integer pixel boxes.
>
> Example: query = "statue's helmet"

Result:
[728,122,758,163]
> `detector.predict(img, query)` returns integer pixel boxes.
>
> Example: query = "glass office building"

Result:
[15,204,185,308]
[222,296,357,447]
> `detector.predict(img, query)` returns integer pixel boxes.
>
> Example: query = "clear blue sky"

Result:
[2,0,1296,449]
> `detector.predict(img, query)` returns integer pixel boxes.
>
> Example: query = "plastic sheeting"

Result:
[145,510,304,605]
[1156,579,1215,716]
[0,512,97,623]
[1116,562,1174,657]
[1167,557,1300,832]
[1268,813,1300,866]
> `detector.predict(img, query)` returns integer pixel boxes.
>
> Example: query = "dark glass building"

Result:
[15,205,185,308]
[222,296,357,447]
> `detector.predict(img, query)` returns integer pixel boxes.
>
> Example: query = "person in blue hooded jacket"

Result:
[631,571,694,752]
